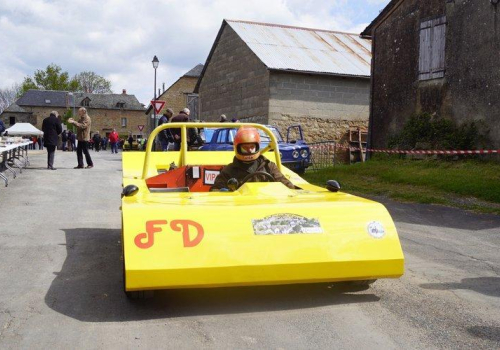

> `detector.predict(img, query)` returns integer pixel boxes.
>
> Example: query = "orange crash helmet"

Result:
[234,127,261,162]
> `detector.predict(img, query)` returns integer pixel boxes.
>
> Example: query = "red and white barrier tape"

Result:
[309,143,500,155]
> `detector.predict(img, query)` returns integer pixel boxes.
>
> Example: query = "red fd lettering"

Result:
[134,219,204,249]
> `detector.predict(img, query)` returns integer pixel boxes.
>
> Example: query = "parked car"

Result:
[199,125,311,174]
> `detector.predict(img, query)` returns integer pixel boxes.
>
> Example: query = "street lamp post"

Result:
[152,56,159,133]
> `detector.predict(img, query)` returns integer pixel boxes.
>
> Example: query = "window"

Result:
[121,118,127,127]
[45,99,51,104]
[217,129,228,144]
[9,117,15,125]
[81,98,90,107]
[116,102,125,108]
[419,16,446,80]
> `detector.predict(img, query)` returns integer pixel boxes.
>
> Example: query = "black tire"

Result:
[336,279,377,291]
[125,290,155,299]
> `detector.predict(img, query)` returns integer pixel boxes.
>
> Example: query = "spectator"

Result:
[68,107,94,169]
[158,108,174,151]
[109,128,119,154]
[92,132,101,152]
[41,111,63,170]
[61,130,68,151]
[127,132,133,151]
[170,108,190,151]
[219,114,227,122]
[69,131,76,152]
[0,119,5,135]
[38,136,44,150]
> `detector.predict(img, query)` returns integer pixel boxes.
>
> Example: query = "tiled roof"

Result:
[3,103,28,113]
[183,64,204,77]
[16,90,67,107]
[15,89,145,111]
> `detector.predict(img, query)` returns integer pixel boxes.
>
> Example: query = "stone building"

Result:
[146,64,203,131]
[362,0,500,149]
[195,20,372,142]
[1,89,146,138]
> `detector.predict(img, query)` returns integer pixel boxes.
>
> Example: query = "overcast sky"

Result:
[0,0,390,106]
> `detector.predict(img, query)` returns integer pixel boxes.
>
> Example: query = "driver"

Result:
[211,127,295,190]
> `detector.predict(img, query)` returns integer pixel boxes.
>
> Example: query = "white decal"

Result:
[367,221,385,238]
[204,170,220,185]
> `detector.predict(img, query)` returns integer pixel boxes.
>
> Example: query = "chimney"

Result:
[122,89,127,95]
[162,83,165,93]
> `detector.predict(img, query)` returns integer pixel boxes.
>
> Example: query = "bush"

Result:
[388,113,486,150]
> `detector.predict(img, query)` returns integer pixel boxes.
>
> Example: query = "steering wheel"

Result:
[240,171,275,186]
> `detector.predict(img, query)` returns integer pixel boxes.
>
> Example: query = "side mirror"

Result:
[326,180,341,192]
[227,178,239,192]
[122,184,139,198]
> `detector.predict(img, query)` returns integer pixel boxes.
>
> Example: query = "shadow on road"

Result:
[379,198,500,231]
[419,277,500,297]
[467,326,500,342]
[45,228,379,322]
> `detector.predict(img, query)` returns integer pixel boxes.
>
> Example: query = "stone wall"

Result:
[156,76,198,116]
[198,25,270,122]
[370,0,500,149]
[269,72,370,122]
[268,71,369,144]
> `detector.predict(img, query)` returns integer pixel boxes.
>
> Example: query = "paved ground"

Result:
[0,150,499,349]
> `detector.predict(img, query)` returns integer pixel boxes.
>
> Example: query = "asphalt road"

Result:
[0,150,499,349]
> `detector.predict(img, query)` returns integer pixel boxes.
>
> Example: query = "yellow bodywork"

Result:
[122,123,404,291]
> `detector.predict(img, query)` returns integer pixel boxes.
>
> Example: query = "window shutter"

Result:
[419,16,446,81]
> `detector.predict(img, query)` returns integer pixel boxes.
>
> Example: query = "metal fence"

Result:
[308,141,337,170]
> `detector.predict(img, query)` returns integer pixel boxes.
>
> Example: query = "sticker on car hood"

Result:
[252,214,323,235]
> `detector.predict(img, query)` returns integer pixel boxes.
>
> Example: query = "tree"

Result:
[21,64,79,94]
[74,71,113,94]
[0,83,22,114]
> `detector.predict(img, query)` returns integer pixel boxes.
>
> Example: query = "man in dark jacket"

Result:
[211,127,295,191]
[41,111,63,170]
[0,119,5,135]
[158,108,174,151]
[170,108,190,151]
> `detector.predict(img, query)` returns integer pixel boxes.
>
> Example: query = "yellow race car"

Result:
[121,123,404,298]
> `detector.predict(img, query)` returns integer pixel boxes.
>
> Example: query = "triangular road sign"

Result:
[151,100,166,114]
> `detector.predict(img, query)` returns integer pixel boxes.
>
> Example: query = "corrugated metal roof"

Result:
[227,20,371,77]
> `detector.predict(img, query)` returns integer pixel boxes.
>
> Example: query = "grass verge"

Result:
[303,158,500,215]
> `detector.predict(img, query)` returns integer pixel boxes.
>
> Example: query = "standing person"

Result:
[170,108,190,151]
[67,131,73,152]
[219,114,227,122]
[0,119,5,135]
[102,136,108,151]
[93,132,101,152]
[38,136,44,150]
[41,111,63,170]
[70,131,76,151]
[68,107,94,169]
[61,130,68,151]
[127,132,134,151]
[109,128,119,154]
[157,109,174,151]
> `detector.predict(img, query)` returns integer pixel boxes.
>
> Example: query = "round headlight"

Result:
[292,150,299,159]
[300,149,308,158]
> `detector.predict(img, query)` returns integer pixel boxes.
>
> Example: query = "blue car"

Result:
[199,125,311,174]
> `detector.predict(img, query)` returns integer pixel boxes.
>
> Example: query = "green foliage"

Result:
[21,64,79,94]
[388,113,483,150]
[303,159,500,214]
[20,64,112,94]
